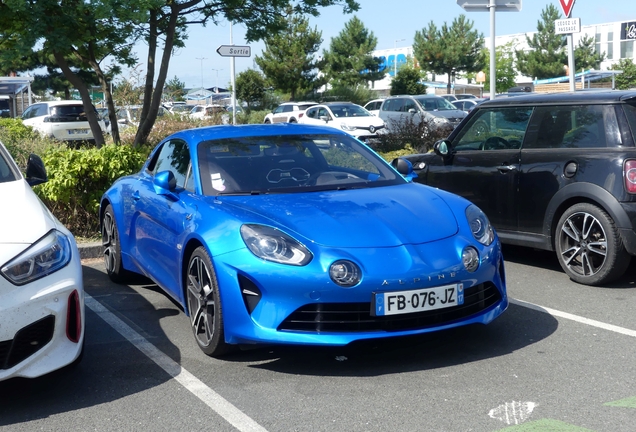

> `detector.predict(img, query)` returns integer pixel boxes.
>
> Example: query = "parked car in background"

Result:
[0,96,10,118]
[379,94,467,134]
[455,93,479,100]
[398,90,636,286]
[300,102,386,145]
[190,104,226,119]
[452,98,487,113]
[363,98,385,116]
[21,100,105,144]
[96,107,111,134]
[440,94,458,102]
[263,101,317,124]
[100,123,508,357]
[168,103,193,117]
[0,141,84,380]
[116,105,167,129]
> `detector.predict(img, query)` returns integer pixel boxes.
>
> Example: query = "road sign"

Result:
[558,0,575,18]
[555,18,581,34]
[216,45,251,57]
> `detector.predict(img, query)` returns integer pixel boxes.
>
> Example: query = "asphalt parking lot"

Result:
[1,245,635,432]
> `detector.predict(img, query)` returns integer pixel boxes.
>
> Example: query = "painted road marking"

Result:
[510,298,636,338]
[489,401,537,425]
[85,294,268,432]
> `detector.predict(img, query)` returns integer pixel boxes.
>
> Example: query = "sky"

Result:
[134,0,636,89]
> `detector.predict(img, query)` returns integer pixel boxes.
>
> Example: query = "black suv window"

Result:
[452,107,533,151]
[525,105,619,149]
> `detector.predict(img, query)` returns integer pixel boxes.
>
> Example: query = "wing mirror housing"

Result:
[433,139,452,159]
[25,153,47,187]
[391,157,418,182]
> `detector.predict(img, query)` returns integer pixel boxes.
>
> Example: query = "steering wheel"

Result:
[481,136,510,150]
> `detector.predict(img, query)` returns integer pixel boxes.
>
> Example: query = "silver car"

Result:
[378,95,467,133]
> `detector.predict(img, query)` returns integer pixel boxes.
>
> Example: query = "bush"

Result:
[36,144,151,238]
[0,118,54,167]
[373,116,452,154]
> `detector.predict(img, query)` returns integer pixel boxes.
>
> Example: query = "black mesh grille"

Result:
[0,315,55,369]
[278,283,501,333]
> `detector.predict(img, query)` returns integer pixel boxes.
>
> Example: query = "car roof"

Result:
[479,90,636,107]
[167,123,350,144]
[279,101,317,105]
[40,100,86,106]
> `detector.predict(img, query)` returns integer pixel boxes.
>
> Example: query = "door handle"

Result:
[497,165,516,173]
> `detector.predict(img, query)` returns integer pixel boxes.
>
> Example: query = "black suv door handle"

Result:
[497,165,516,173]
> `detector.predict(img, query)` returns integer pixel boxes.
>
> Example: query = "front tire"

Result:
[186,247,232,357]
[555,203,630,285]
[102,204,134,284]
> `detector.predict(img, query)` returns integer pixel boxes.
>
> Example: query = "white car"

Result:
[21,100,105,144]
[0,142,85,380]
[363,98,385,116]
[263,101,317,124]
[116,105,167,129]
[300,102,387,145]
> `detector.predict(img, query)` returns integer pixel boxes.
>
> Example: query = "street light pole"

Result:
[195,57,207,92]
[211,68,223,93]
[394,39,405,77]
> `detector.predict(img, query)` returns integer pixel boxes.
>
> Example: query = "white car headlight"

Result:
[1,230,73,285]
[340,123,357,132]
[465,204,494,246]
[241,224,312,266]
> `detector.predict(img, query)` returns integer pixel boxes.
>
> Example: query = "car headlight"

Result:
[241,224,312,266]
[340,123,357,131]
[1,230,73,285]
[465,204,494,246]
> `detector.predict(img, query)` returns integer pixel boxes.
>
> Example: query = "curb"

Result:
[78,242,102,260]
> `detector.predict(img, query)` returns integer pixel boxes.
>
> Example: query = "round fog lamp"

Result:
[462,247,480,273]
[329,260,361,287]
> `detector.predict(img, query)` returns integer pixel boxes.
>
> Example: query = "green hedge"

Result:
[36,144,151,238]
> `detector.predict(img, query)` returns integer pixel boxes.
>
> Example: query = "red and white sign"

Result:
[558,0,575,18]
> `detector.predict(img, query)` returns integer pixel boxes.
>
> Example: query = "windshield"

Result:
[328,104,371,118]
[197,134,405,196]
[415,97,458,111]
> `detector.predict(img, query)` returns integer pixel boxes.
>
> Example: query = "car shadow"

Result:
[226,301,558,377]
[0,263,182,426]
[502,244,636,289]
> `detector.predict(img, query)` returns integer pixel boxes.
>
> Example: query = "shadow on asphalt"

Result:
[0,263,181,427]
[502,244,636,289]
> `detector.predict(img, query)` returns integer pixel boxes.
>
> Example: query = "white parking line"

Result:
[85,294,268,432]
[511,298,636,338]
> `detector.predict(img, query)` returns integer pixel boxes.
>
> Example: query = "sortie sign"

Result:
[216,45,251,57]
[558,0,575,18]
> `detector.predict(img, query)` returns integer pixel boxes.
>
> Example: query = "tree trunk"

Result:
[53,52,105,148]
[87,56,120,144]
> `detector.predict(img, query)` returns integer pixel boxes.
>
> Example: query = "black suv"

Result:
[397,90,636,286]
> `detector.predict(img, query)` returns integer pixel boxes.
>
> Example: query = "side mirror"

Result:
[25,153,47,187]
[153,170,179,201]
[390,158,418,182]
[433,140,452,158]
[319,115,330,122]
[408,108,417,114]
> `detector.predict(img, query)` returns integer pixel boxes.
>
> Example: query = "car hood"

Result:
[0,180,56,257]
[220,183,460,248]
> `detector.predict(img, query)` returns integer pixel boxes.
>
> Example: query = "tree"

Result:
[255,11,324,101]
[575,35,605,72]
[164,76,187,102]
[390,58,426,95]
[412,15,485,94]
[515,4,567,80]
[611,59,636,90]
[321,16,385,87]
[235,69,266,111]
[483,43,517,93]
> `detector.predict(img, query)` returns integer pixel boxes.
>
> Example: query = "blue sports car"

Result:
[100,124,507,356]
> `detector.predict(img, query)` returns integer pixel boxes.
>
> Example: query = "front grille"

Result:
[278,283,501,333]
[0,315,55,369]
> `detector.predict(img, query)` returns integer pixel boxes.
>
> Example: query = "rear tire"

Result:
[102,204,134,284]
[555,203,630,285]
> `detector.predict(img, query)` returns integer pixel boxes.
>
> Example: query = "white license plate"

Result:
[373,283,464,316]
[68,129,89,135]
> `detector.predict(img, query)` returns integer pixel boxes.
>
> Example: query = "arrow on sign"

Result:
[558,0,575,18]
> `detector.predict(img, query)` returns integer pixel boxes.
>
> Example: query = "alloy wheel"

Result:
[102,211,117,274]
[187,255,215,347]
[558,211,608,278]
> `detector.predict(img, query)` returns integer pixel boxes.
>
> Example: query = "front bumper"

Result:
[0,251,85,381]
[211,235,507,347]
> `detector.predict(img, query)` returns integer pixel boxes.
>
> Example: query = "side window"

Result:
[527,105,614,149]
[273,106,284,114]
[151,139,191,189]
[282,105,293,113]
[305,108,316,119]
[403,99,417,112]
[318,107,330,119]
[452,107,533,151]
[21,106,33,119]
